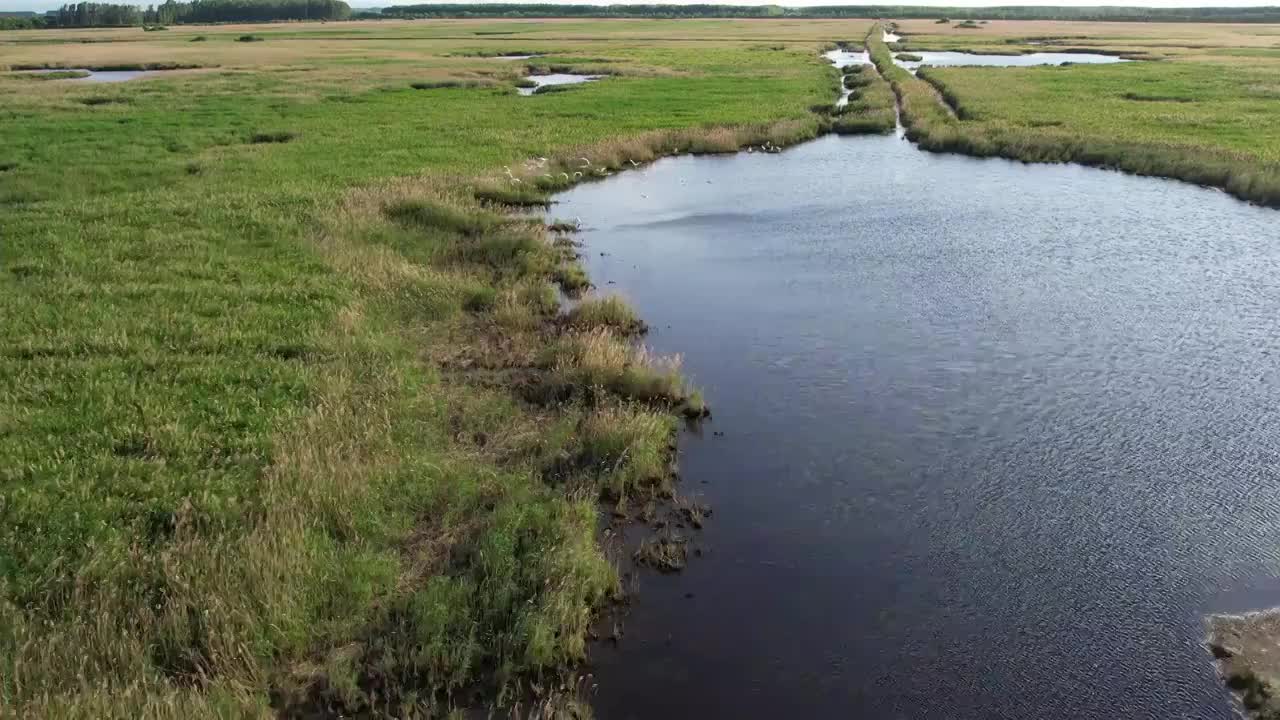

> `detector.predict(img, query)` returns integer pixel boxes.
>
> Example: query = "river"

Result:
[554,130,1280,718]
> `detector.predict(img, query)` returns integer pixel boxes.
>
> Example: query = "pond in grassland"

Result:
[553,132,1280,719]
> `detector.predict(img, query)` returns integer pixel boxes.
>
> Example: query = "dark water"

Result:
[553,134,1280,719]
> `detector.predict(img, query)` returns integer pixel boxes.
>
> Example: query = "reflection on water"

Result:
[517,72,602,95]
[824,48,872,69]
[556,134,1280,719]
[894,51,1129,72]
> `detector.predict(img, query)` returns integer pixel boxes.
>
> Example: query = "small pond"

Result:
[894,51,1129,72]
[517,73,602,95]
[14,68,159,83]
[562,129,1280,720]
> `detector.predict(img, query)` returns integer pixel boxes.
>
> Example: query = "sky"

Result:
[4,0,1278,16]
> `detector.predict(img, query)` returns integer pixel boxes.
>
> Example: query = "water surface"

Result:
[557,134,1280,719]
[823,49,872,108]
[14,68,159,82]
[517,72,602,95]
[894,51,1128,72]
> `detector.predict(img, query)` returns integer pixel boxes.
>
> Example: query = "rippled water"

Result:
[517,73,602,95]
[894,51,1128,72]
[557,134,1280,718]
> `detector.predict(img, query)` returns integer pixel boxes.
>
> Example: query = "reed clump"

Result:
[546,328,703,415]
[565,295,647,335]
[577,404,675,501]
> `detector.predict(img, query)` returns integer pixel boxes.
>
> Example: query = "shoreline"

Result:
[1208,608,1280,719]
[865,23,1280,209]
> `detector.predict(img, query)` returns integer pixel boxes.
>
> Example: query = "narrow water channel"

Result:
[560,132,1280,718]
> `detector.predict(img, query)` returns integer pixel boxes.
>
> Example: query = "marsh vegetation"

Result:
[2,12,1279,719]
[0,17,840,717]
[867,23,1280,206]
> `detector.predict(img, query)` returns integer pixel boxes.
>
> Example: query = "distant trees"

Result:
[52,3,143,26]
[16,1,1280,29]
[42,0,350,27]
[145,0,352,24]
[378,3,1280,23]
[0,14,47,28]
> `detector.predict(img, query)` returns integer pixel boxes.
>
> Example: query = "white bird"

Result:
[578,157,591,167]
[627,159,639,167]
[510,177,522,184]
[560,172,570,180]
[573,171,583,179]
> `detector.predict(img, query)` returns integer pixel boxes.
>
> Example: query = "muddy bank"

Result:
[1208,611,1280,718]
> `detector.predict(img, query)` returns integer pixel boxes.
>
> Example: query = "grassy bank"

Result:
[866,23,1280,206]
[0,18,842,717]
[831,58,896,134]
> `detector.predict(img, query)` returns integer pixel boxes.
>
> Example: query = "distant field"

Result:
[893,18,1280,55]
[885,19,1280,204]
[2,14,1278,718]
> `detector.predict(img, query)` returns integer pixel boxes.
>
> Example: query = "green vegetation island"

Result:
[2,9,1279,718]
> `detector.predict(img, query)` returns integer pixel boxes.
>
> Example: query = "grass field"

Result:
[0,18,846,717]
[2,14,1279,718]
[881,19,1280,205]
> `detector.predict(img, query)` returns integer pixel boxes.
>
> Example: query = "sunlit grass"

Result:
[0,18,827,717]
[868,23,1280,206]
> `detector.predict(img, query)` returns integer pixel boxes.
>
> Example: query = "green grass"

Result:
[0,21,828,717]
[868,23,1280,206]
[832,44,896,135]
[4,15,1277,717]
[564,294,647,334]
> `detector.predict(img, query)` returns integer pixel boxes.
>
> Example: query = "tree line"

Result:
[378,3,1280,23]
[31,0,349,27]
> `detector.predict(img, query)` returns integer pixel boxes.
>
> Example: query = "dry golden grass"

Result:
[893,18,1280,48]
[891,17,1280,66]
